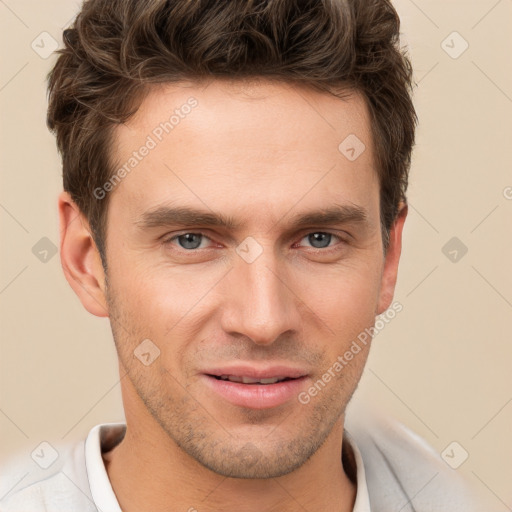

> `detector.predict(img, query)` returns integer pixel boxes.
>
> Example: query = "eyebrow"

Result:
[134,203,369,232]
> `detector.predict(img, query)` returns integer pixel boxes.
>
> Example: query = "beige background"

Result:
[1,0,511,508]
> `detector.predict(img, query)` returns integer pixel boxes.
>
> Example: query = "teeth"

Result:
[258,377,281,384]
[218,375,287,384]
[219,375,242,382]
[241,376,261,384]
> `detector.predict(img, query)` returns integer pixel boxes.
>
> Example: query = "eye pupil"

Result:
[178,233,202,249]
[308,232,331,248]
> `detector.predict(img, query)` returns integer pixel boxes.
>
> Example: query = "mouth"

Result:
[211,375,296,385]
[201,365,309,409]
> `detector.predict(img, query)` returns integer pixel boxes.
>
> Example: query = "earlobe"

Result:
[376,203,408,315]
[58,191,109,317]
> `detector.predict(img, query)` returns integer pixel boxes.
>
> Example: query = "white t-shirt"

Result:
[0,412,484,511]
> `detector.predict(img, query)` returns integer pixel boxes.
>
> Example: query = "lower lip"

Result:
[201,375,308,409]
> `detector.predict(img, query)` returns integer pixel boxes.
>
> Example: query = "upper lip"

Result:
[203,365,309,379]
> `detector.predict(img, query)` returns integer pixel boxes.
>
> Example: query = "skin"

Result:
[59,78,407,512]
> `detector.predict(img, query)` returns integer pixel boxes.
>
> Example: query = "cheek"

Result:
[299,260,383,343]
[109,253,215,317]
[106,261,224,363]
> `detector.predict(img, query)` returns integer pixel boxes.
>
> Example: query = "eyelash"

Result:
[162,231,347,252]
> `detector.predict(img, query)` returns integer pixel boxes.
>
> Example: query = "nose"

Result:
[219,244,301,346]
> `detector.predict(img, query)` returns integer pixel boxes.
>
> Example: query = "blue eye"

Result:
[164,231,343,254]
[298,232,343,249]
[305,232,333,248]
[174,233,206,250]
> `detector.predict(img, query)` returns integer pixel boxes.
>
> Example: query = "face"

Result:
[100,79,402,478]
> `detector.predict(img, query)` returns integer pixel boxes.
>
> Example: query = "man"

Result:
[0,0,483,510]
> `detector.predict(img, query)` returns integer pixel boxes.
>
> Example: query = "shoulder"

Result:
[0,439,97,512]
[345,403,487,512]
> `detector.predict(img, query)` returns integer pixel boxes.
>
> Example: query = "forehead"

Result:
[119,79,372,152]
[108,79,378,228]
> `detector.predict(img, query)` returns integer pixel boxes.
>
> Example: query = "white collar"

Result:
[85,424,123,512]
[85,423,371,512]
[344,429,372,512]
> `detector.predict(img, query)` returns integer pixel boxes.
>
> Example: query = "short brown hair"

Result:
[47,0,416,265]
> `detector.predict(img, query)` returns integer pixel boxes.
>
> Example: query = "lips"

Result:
[201,365,309,409]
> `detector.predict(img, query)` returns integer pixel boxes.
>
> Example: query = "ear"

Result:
[376,203,408,315]
[58,191,109,317]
